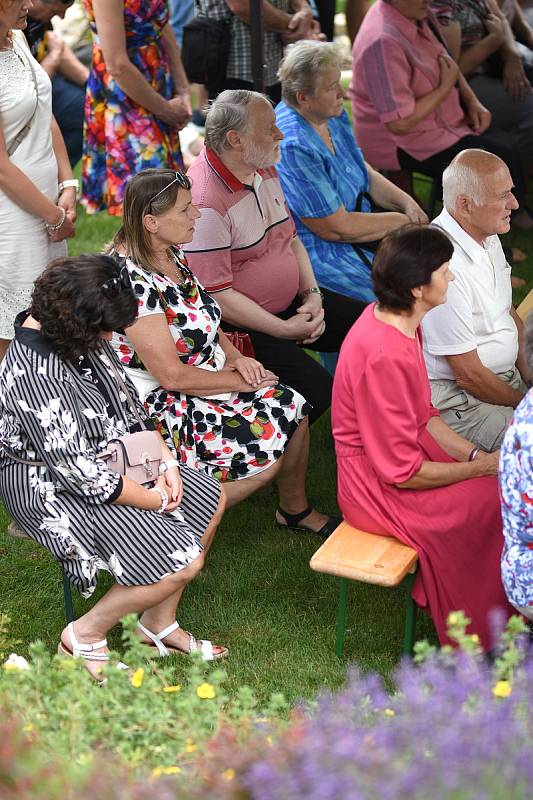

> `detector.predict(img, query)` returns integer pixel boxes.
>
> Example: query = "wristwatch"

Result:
[159,458,180,475]
[58,178,79,197]
[300,287,324,301]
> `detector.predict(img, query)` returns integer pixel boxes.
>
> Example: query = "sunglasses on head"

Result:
[99,264,131,297]
[148,171,190,206]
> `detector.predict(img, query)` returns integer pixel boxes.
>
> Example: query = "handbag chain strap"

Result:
[103,351,146,431]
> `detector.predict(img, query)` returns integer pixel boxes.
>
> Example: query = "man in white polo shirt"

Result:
[422,149,530,452]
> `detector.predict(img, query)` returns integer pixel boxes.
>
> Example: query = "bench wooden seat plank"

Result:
[310,521,418,587]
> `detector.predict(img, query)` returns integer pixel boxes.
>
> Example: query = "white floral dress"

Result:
[110,248,310,482]
[0,320,221,597]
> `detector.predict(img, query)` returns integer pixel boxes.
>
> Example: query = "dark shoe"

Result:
[276,506,341,538]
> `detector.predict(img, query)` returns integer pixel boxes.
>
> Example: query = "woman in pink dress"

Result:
[332,225,512,650]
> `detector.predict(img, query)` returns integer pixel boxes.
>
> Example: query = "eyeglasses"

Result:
[148,171,190,206]
[100,265,131,297]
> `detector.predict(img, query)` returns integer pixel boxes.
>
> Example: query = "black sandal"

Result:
[276,506,342,538]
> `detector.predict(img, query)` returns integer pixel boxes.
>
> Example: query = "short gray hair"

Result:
[442,149,506,210]
[278,40,344,108]
[204,89,270,154]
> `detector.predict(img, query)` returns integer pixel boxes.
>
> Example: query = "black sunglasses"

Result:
[148,171,190,206]
[100,264,131,297]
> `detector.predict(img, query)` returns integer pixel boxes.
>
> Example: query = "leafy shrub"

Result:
[1,613,532,799]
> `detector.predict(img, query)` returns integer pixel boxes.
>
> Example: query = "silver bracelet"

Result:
[468,447,481,462]
[149,486,168,513]
[45,206,66,231]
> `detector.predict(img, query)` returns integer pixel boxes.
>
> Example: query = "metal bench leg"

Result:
[335,577,348,657]
[62,567,74,625]
[402,572,417,656]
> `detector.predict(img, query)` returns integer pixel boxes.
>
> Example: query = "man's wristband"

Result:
[299,287,324,301]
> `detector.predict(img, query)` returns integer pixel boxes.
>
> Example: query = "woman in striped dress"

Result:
[0,254,227,678]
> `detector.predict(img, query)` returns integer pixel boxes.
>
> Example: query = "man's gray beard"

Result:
[242,141,281,170]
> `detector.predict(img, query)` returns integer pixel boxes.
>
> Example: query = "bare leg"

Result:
[61,492,226,674]
[221,458,283,508]
[275,418,330,532]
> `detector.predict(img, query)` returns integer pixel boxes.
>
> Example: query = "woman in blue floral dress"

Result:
[109,169,338,535]
[82,0,191,215]
[500,314,533,621]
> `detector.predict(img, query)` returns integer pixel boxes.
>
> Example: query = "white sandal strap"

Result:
[136,620,180,657]
[188,633,214,661]
[68,622,107,657]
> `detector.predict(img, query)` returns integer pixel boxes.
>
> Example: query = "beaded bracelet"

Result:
[149,486,169,513]
[45,206,66,232]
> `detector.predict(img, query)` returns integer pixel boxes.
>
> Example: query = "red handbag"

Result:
[224,331,255,358]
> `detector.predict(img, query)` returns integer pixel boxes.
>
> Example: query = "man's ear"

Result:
[226,129,244,151]
[142,213,158,234]
[455,193,473,215]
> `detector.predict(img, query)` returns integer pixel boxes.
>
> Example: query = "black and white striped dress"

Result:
[0,323,221,597]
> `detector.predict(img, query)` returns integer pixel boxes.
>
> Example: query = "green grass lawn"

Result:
[1,183,531,705]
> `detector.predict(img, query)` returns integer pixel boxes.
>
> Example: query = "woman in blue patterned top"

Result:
[275,40,428,303]
[500,312,533,623]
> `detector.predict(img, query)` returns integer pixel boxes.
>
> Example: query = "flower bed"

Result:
[1,614,531,799]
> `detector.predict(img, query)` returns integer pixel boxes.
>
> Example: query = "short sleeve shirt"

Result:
[184,148,300,314]
[275,103,376,303]
[422,207,518,380]
[350,0,471,170]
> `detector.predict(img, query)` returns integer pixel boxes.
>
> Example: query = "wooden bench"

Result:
[310,521,419,657]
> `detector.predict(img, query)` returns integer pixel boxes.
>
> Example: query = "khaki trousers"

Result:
[430,367,527,452]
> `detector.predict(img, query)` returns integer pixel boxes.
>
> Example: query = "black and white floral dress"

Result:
[0,320,221,597]
[110,248,310,482]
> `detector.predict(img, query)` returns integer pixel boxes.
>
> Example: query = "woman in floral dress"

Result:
[82,0,191,215]
[109,168,338,536]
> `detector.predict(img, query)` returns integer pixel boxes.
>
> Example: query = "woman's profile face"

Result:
[304,67,344,121]
[149,188,201,247]
[420,261,454,309]
[0,0,32,31]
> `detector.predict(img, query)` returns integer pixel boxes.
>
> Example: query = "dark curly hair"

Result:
[30,254,138,361]
[372,225,454,312]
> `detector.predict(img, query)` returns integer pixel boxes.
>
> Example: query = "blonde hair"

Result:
[278,40,344,108]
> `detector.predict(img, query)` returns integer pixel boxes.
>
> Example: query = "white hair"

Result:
[278,40,344,108]
[442,162,486,209]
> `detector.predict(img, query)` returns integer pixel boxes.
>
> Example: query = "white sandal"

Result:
[136,620,228,661]
[58,622,128,678]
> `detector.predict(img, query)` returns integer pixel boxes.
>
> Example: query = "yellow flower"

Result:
[130,668,145,688]
[196,682,216,699]
[22,724,34,734]
[151,766,182,780]
[266,735,273,746]
[471,634,480,644]
[384,708,395,717]
[492,680,512,698]
[185,738,197,753]
[448,612,459,626]
[223,768,236,781]
[163,684,181,693]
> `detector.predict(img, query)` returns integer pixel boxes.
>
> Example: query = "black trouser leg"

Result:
[398,133,527,207]
[223,289,365,424]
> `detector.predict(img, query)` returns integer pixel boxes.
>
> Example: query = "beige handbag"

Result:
[100,356,162,485]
